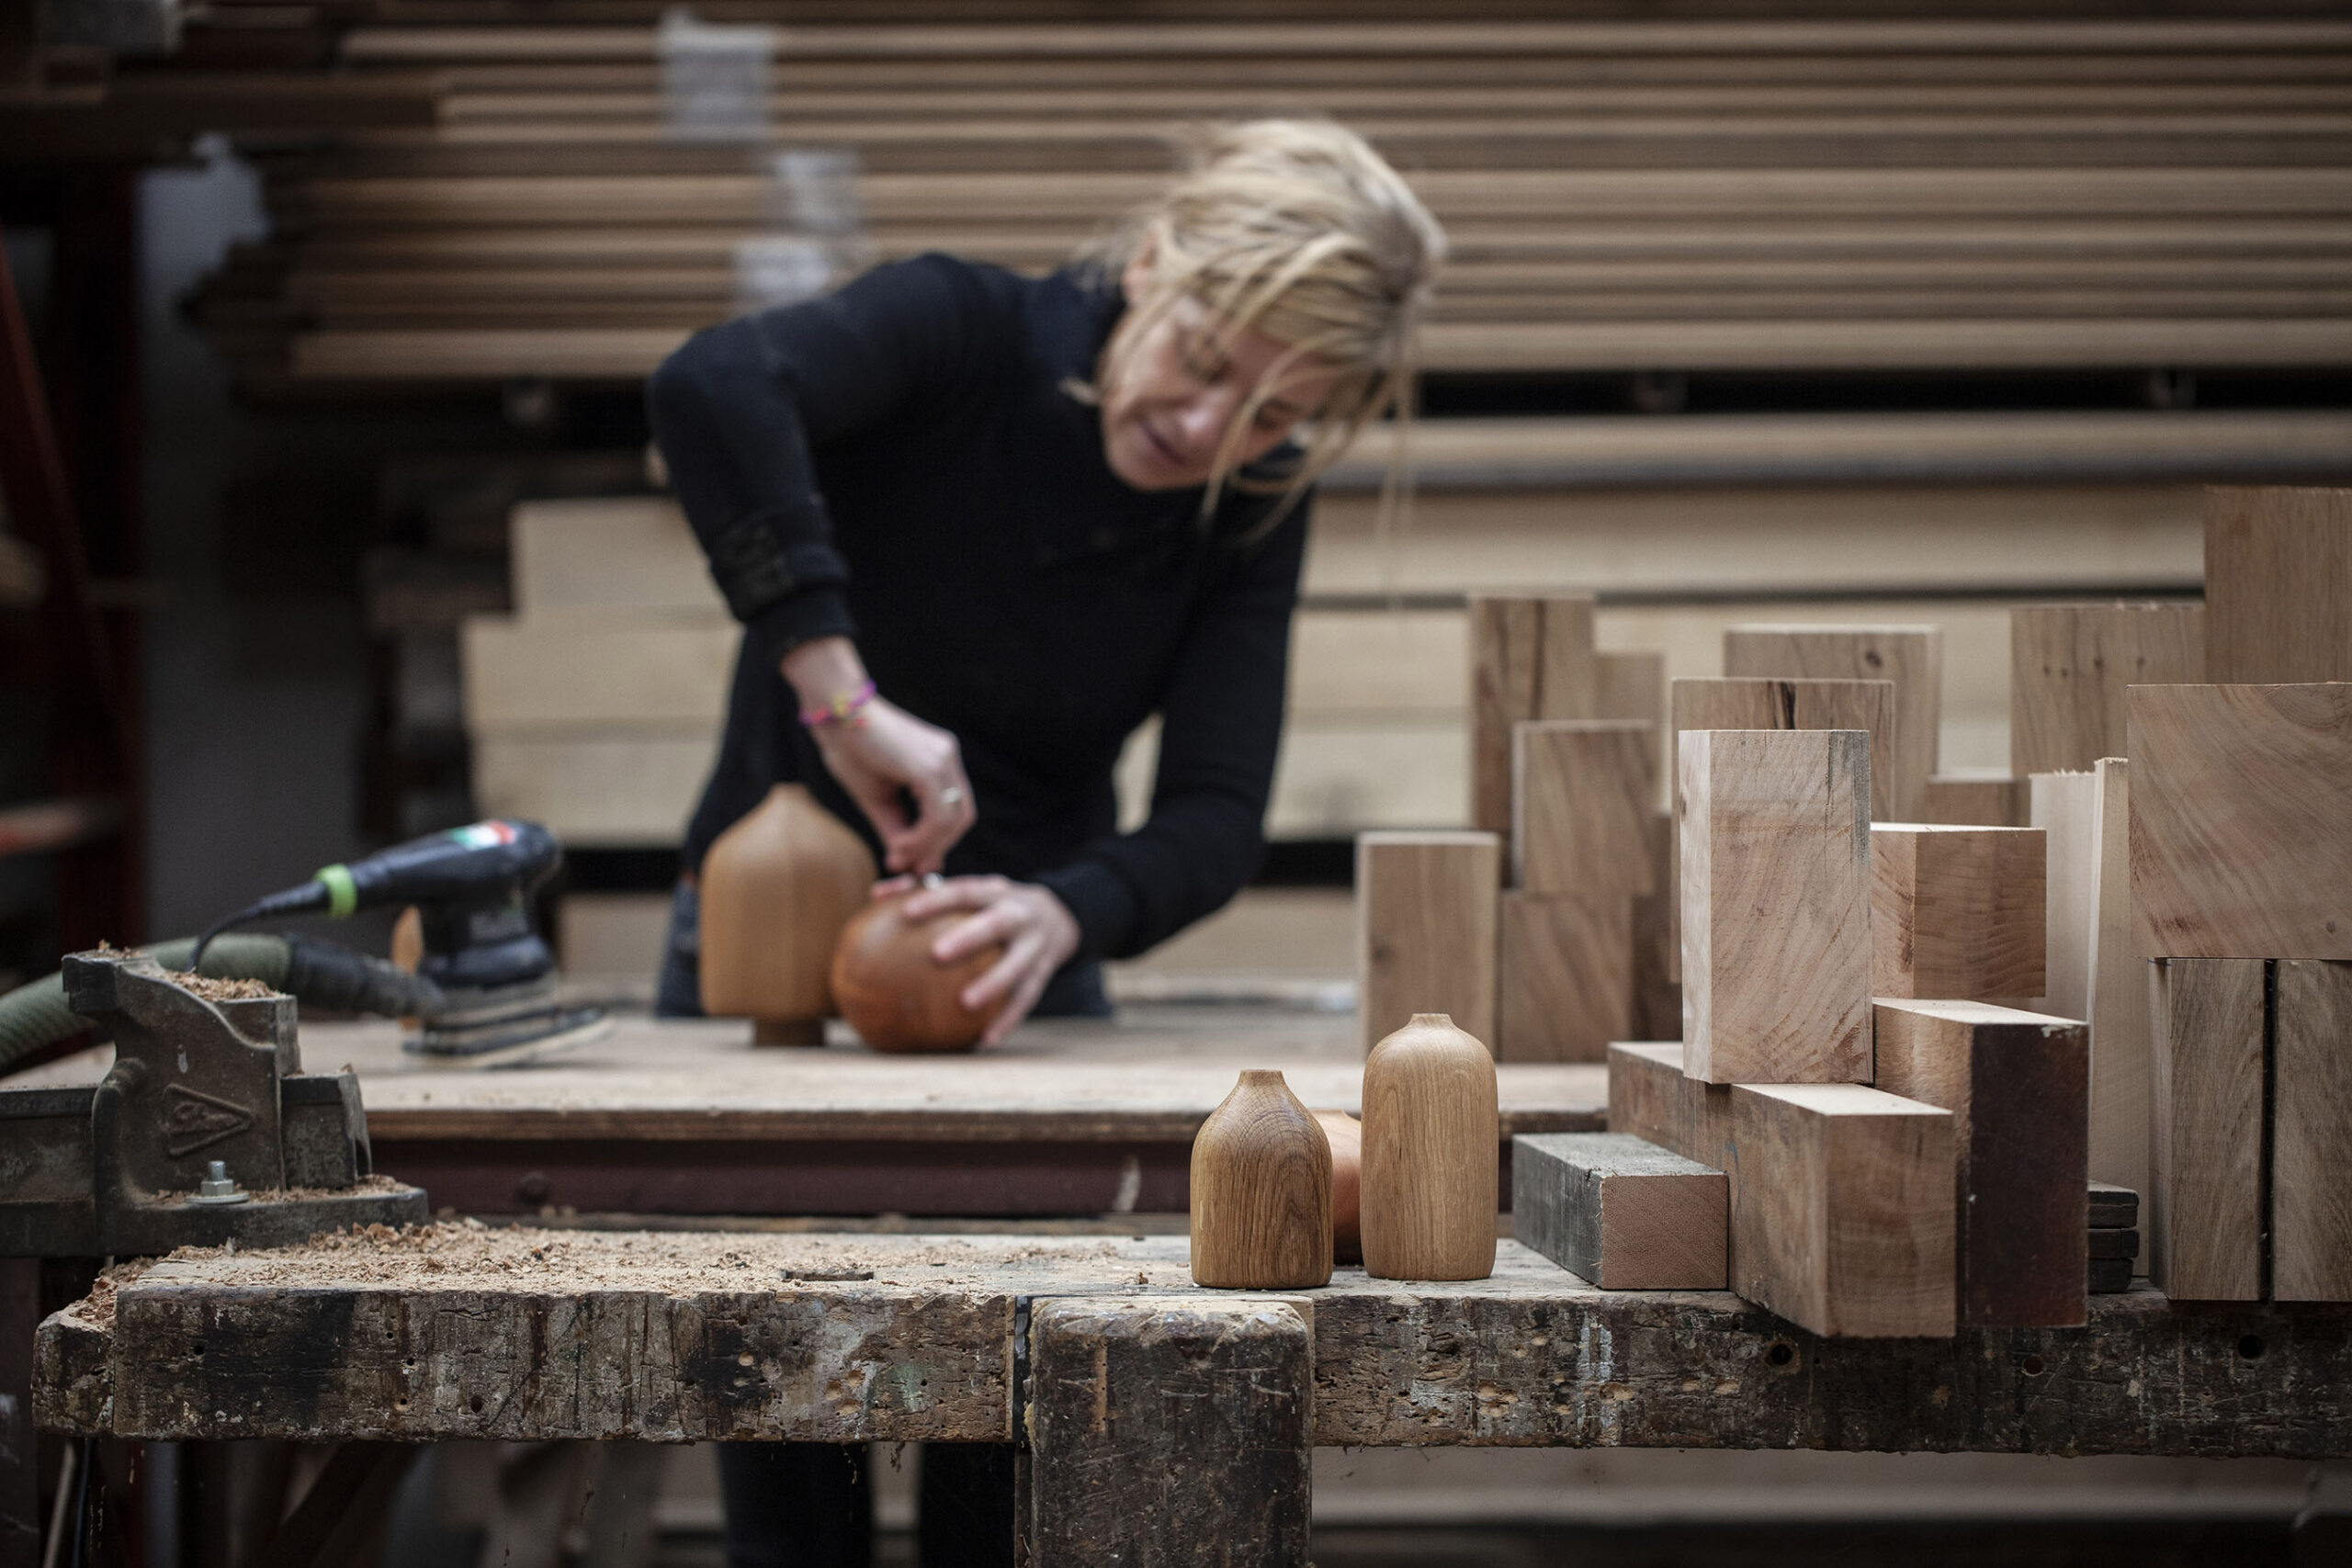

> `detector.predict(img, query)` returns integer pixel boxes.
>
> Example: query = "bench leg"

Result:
[1023,1297,1310,1567]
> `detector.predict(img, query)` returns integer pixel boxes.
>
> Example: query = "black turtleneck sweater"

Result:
[643,254,1309,962]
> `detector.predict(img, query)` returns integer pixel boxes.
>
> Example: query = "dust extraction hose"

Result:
[0,934,446,1078]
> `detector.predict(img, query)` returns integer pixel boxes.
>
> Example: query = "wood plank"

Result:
[1669,677,1896,821]
[1729,1083,1956,1339]
[1722,624,1940,820]
[1497,891,1631,1065]
[1510,719,1655,896]
[2204,486,2352,682]
[1028,1298,1310,1567]
[1468,595,1598,842]
[461,614,736,732]
[2008,602,2206,776]
[1597,649,1667,809]
[1288,609,1463,716]
[2146,957,2264,1302]
[1918,773,2028,828]
[1679,728,1873,1086]
[1628,811,1681,1043]
[1605,1042,1734,1176]
[2127,682,2352,960]
[2029,771,2098,1021]
[2274,959,2352,1303]
[1871,999,2088,1328]
[2082,758,2153,1234]
[1356,832,1500,1053]
[1868,824,2046,1002]
[1510,1131,1726,1290]
[470,732,717,845]
[510,495,718,615]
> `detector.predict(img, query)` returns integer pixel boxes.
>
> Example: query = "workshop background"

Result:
[5,0,2349,1564]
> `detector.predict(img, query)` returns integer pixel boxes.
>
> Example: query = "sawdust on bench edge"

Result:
[161,970,280,1002]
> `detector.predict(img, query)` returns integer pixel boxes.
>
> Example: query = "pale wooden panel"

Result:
[461,615,737,732]
[1918,772,2028,828]
[2082,759,2153,1239]
[1510,720,1655,897]
[1497,891,1632,1066]
[2128,683,2352,961]
[2204,487,2352,683]
[1288,609,1464,716]
[1868,825,2046,1002]
[510,496,721,615]
[2146,957,2264,1302]
[2275,959,2352,1303]
[1115,718,1468,840]
[471,733,716,845]
[1724,624,1941,820]
[1469,596,1598,843]
[2009,603,2205,776]
[1356,832,1499,1054]
[2029,771,2098,1022]
[1597,649,1668,810]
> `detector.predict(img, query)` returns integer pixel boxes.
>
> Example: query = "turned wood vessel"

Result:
[699,785,876,1045]
[1314,1111,1364,1266]
[829,890,1003,1053]
[1361,1012,1498,1280]
[1191,1070,1334,1289]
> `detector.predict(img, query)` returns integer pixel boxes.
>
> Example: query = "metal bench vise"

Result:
[0,952,426,1256]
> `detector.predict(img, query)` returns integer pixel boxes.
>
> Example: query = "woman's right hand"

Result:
[783,637,977,876]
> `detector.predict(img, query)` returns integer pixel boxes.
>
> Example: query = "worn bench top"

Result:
[37,1225,2351,1459]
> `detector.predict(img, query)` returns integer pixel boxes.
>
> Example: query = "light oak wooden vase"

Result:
[1361,1012,1498,1280]
[698,784,876,1045]
[1191,1071,1334,1289]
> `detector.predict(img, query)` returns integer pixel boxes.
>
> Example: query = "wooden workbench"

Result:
[33,1225,2352,1562]
[18,1006,1606,1218]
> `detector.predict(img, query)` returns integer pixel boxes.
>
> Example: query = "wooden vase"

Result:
[829,890,1003,1053]
[699,784,877,1045]
[1361,1012,1498,1280]
[1191,1070,1334,1289]
[1314,1111,1364,1266]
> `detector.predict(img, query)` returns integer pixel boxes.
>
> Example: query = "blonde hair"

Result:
[1079,118,1444,534]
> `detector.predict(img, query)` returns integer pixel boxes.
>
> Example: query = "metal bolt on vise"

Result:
[189,1160,250,1206]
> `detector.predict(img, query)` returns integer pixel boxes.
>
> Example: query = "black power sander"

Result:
[194,819,607,1065]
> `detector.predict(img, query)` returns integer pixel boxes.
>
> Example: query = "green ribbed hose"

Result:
[0,934,295,1078]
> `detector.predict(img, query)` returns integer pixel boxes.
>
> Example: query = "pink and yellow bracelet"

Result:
[797,679,877,731]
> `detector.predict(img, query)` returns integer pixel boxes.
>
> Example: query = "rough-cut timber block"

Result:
[1669,676,1897,824]
[1027,1297,1311,1568]
[2081,761,2151,1234]
[2030,771,2098,1021]
[1356,832,1500,1054]
[1512,1132,1726,1290]
[1730,1084,1957,1339]
[1871,1000,2088,1328]
[1470,595,1600,843]
[1511,719,1657,896]
[1679,728,1873,1086]
[2147,958,2264,1302]
[1498,891,1631,1064]
[2128,683,2352,960]
[1597,649,1668,804]
[2275,959,2352,1303]
[1606,1042,1733,1173]
[1722,626,1939,821]
[1628,812,1681,1043]
[2009,603,2205,778]
[2204,487,2352,683]
[1918,773,2028,829]
[1869,824,2047,1001]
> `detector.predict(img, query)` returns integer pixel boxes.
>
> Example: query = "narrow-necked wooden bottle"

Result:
[697,784,876,1044]
[1191,1070,1334,1289]
[1361,1012,1498,1280]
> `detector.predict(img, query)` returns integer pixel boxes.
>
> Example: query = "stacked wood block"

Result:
[2126,487,2352,1304]
[1355,830,1498,1052]
[1868,823,2045,1002]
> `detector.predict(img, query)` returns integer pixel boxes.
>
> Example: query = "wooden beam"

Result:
[2029,770,2098,1021]
[1917,773,2027,828]
[1497,890,1632,1064]
[1679,728,1873,1086]
[1027,1298,1310,1567]
[2082,759,2154,1233]
[2204,487,2352,683]
[1871,1000,2087,1328]
[2275,959,2352,1303]
[1628,811,1681,1043]
[1669,676,1896,822]
[1868,824,2046,1002]
[1511,1132,1726,1290]
[1729,1083,1956,1339]
[2127,682,2352,960]
[2009,602,2205,776]
[2147,957,2264,1302]
[1356,831,1500,1053]
[1722,625,1939,820]
[1468,595,1597,844]
[1510,718,1655,896]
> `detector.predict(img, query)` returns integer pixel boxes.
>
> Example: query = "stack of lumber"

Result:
[166,8,2352,388]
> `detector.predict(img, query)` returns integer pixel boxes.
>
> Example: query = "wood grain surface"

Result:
[2204,487,2352,683]
[1512,1131,1726,1291]
[2009,602,2205,776]
[1356,831,1501,1052]
[1729,1083,1957,1339]
[1679,728,1874,1085]
[1189,1072,1333,1290]
[2127,682,2352,960]
[1669,677,1897,822]
[2275,959,2352,1303]
[698,784,876,1034]
[1361,1013,1499,1281]
[1628,811,1683,1043]
[830,892,1002,1052]
[2030,770,2098,1021]
[1510,719,1657,896]
[1868,824,2047,1001]
[2147,957,2264,1302]
[1871,1000,2088,1328]
[2082,759,2153,1234]
[1721,626,1939,820]
[1469,595,1599,845]
[1917,773,2029,828]
[1497,890,1633,1064]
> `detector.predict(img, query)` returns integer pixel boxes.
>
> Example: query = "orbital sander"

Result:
[194,818,607,1065]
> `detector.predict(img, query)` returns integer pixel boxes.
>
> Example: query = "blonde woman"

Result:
[648,116,1440,1568]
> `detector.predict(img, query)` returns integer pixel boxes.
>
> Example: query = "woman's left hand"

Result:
[886,874,1082,1047]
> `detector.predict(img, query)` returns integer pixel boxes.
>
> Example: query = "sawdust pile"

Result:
[164,971,280,1002]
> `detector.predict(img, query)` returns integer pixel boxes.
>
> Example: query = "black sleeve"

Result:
[644,254,1012,660]
[1034,499,1310,960]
